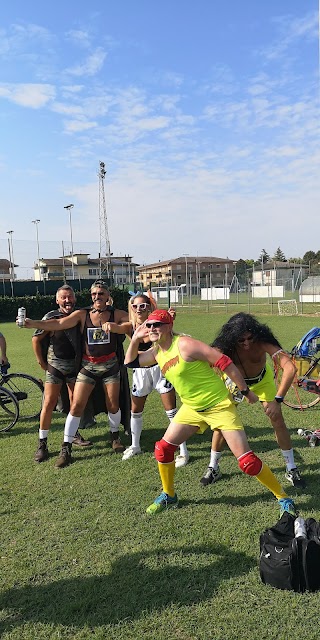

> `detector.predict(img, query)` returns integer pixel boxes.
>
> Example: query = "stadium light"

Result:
[31,219,41,281]
[64,204,75,280]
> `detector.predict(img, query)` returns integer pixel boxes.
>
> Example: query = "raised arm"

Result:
[124,323,157,368]
[178,336,259,404]
[22,309,84,332]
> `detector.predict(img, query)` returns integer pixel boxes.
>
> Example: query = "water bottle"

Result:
[294,517,306,538]
[17,307,26,328]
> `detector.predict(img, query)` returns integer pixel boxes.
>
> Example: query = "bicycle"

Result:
[0,363,43,423]
[0,384,20,432]
[274,353,320,410]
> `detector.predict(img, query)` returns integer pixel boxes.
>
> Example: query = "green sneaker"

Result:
[278,497,297,517]
[146,492,179,515]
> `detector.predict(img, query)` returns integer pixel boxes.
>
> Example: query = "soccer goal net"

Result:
[278,300,298,316]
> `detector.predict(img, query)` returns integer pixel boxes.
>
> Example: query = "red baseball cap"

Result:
[146,309,173,325]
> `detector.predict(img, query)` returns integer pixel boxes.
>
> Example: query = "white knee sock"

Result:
[130,412,143,448]
[165,408,178,422]
[108,409,121,432]
[179,441,188,457]
[64,414,81,443]
[210,450,222,470]
[281,448,295,471]
[39,429,49,440]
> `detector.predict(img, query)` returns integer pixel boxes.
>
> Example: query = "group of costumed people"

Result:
[22,281,303,517]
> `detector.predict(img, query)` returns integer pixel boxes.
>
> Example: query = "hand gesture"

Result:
[132,321,150,341]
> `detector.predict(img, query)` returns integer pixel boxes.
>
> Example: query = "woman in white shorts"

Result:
[122,293,189,467]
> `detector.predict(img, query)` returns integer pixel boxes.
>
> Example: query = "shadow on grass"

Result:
[0,543,256,634]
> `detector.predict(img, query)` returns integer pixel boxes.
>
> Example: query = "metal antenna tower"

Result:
[98,161,112,279]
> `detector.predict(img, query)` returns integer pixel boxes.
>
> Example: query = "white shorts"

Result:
[132,365,173,397]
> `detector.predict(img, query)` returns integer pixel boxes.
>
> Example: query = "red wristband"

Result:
[215,354,233,371]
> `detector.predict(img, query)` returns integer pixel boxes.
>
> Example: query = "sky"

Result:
[0,0,319,278]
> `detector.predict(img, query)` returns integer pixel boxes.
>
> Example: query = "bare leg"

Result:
[221,429,288,500]
[161,390,189,466]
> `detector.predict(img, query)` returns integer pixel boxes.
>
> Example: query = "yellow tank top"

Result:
[156,335,228,410]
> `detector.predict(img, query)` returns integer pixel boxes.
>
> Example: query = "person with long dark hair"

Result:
[200,312,305,489]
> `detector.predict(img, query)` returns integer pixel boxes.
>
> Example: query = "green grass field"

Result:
[1,312,320,640]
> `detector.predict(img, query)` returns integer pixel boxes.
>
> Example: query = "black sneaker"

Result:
[200,465,222,487]
[285,467,306,489]
[34,438,49,463]
[55,443,72,468]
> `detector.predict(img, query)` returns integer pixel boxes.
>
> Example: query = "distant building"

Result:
[252,261,308,290]
[33,254,138,284]
[137,256,237,290]
[0,258,18,281]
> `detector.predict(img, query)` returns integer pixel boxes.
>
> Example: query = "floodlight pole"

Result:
[64,204,75,280]
[31,219,41,281]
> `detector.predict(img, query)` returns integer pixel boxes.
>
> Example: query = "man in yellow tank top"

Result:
[124,309,297,517]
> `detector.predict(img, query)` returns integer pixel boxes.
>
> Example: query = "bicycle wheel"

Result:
[2,373,43,419]
[0,386,19,432]
[274,366,320,410]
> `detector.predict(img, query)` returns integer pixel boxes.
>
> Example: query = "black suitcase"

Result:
[259,512,320,592]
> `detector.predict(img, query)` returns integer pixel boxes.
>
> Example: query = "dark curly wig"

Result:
[212,312,281,357]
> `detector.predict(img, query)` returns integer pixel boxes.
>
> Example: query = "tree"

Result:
[259,249,270,263]
[272,247,286,262]
[303,250,316,264]
[254,249,270,267]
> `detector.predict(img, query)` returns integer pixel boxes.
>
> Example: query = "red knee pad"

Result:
[238,451,262,476]
[154,439,177,463]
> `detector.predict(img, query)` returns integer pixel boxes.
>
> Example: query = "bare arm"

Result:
[32,334,48,371]
[102,321,132,335]
[267,344,297,397]
[178,336,259,404]
[23,309,84,332]
[0,333,8,364]
[124,323,157,367]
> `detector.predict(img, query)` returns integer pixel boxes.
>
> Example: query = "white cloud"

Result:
[63,119,97,133]
[65,29,91,48]
[65,47,107,76]
[0,83,55,108]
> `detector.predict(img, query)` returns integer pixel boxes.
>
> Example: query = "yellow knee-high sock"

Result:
[256,462,287,500]
[158,461,175,497]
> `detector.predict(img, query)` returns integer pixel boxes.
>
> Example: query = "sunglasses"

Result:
[91,292,106,298]
[238,335,254,344]
[146,321,165,329]
[131,303,150,311]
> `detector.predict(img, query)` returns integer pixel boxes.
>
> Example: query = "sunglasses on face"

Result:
[146,322,165,329]
[237,335,254,344]
[91,292,106,298]
[131,303,149,311]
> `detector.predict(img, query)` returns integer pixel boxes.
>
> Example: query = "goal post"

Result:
[277,300,298,316]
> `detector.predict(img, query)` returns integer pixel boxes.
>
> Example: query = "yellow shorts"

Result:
[172,396,244,434]
[249,363,276,403]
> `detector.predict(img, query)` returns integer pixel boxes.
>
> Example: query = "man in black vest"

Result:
[32,284,93,462]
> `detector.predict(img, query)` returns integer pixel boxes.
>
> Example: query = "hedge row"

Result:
[0,288,131,322]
